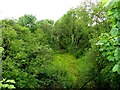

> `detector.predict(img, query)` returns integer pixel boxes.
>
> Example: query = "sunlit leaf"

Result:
[2,84,9,88]
[0,47,4,53]
[6,80,15,84]
[110,28,118,37]
[112,64,119,72]
[107,55,114,61]
[8,85,16,89]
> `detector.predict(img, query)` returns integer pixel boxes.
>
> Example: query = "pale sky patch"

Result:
[0,0,99,21]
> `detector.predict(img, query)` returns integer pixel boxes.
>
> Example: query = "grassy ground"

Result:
[50,53,98,88]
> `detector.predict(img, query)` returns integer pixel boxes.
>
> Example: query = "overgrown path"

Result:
[49,53,98,88]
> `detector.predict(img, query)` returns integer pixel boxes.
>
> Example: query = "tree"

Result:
[35,19,54,45]
[17,14,37,32]
[52,1,110,57]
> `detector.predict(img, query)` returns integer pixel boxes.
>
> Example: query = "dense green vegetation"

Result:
[0,0,119,89]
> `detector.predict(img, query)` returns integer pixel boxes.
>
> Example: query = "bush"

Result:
[2,19,54,88]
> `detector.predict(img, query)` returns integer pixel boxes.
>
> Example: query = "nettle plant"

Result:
[0,78,16,89]
[97,0,120,74]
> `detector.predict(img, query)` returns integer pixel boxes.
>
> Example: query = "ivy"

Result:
[97,0,120,74]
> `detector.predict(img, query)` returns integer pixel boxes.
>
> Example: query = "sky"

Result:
[0,0,98,21]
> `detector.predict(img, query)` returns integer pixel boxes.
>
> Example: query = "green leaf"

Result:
[107,11,114,16]
[100,0,109,4]
[102,52,107,56]
[0,47,4,53]
[99,48,104,51]
[110,28,118,37]
[104,0,113,7]
[6,80,15,84]
[2,84,9,88]
[106,51,112,55]
[107,55,114,61]
[114,48,120,60]
[8,85,16,89]
[2,79,6,82]
[112,64,119,72]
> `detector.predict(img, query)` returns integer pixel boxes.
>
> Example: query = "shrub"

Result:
[2,19,54,88]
